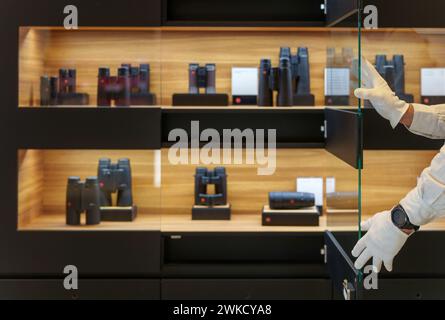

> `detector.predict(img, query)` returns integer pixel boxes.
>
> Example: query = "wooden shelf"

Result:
[27,26,358,32]
[19,105,160,109]
[18,211,445,232]
[20,212,160,231]
[161,213,352,232]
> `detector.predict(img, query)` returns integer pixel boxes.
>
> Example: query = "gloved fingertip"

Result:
[353,88,363,98]
[351,249,358,258]
[354,260,364,270]
[384,260,393,272]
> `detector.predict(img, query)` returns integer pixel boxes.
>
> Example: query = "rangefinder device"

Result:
[194,167,227,206]
[268,192,315,210]
[66,176,101,226]
[97,158,133,207]
[189,63,216,94]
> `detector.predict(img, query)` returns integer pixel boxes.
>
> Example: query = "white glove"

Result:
[354,58,409,128]
[351,211,410,273]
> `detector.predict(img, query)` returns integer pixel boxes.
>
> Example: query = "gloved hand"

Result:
[354,58,409,128]
[351,211,410,272]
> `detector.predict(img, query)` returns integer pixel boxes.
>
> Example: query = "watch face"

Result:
[392,208,408,227]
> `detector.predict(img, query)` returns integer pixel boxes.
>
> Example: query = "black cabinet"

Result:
[162,279,332,300]
[162,233,328,279]
[162,0,326,26]
[0,279,160,300]
[327,231,445,300]
[18,108,161,149]
[0,232,161,276]
[363,0,445,28]
[2,0,162,27]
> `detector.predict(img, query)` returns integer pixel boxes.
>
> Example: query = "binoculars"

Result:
[194,167,227,206]
[59,68,77,93]
[269,192,315,210]
[66,158,134,226]
[374,55,413,103]
[66,177,101,226]
[258,47,312,107]
[40,68,89,106]
[189,63,216,94]
[98,158,133,207]
[97,63,152,107]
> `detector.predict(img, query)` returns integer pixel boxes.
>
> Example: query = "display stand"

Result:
[172,93,229,106]
[293,94,315,106]
[192,204,231,220]
[100,205,138,222]
[262,205,319,226]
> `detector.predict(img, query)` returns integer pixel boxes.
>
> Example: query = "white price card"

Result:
[421,68,445,96]
[325,68,350,96]
[296,177,323,207]
[232,67,258,96]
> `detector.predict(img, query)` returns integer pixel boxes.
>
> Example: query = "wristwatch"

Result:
[391,204,420,232]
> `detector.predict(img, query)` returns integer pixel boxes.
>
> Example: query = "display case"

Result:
[5,0,445,300]
[17,25,362,232]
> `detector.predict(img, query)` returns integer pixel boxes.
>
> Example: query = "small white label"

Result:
[326,177,336,194]
[325,68,350,96]
[232,68,258,96]
[421,68,445,96]
[296,177,323,207]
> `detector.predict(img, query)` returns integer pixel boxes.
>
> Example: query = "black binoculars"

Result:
[374,54,413,103]
[40,68,89,106]
[189,63,216,94]
[66,177,101,226]
[98,158,133,207]
[258,47,312,107]
[194,167,227,206]
[97,63,152,107]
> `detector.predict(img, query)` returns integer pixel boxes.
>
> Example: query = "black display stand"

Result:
[172,93,229,106]
[293,94,315,106]
[100,206,138,222]
[131,93,157,106]
[262,205,319,226]
[192,204,231,220]
[232,95,257,105]
[325,96,349,106]
[421,96,445,105]
[57,93,90,105]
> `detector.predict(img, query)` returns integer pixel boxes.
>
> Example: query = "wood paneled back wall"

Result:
[161,148,436,218]
[17,148,436,226]
[18,150,160,228]
[19,28,445,107]
[19,28,162,107]
[18,150,44,226]
[159,30,358,106]
[161,149,358,217]
[361,30,445,104]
